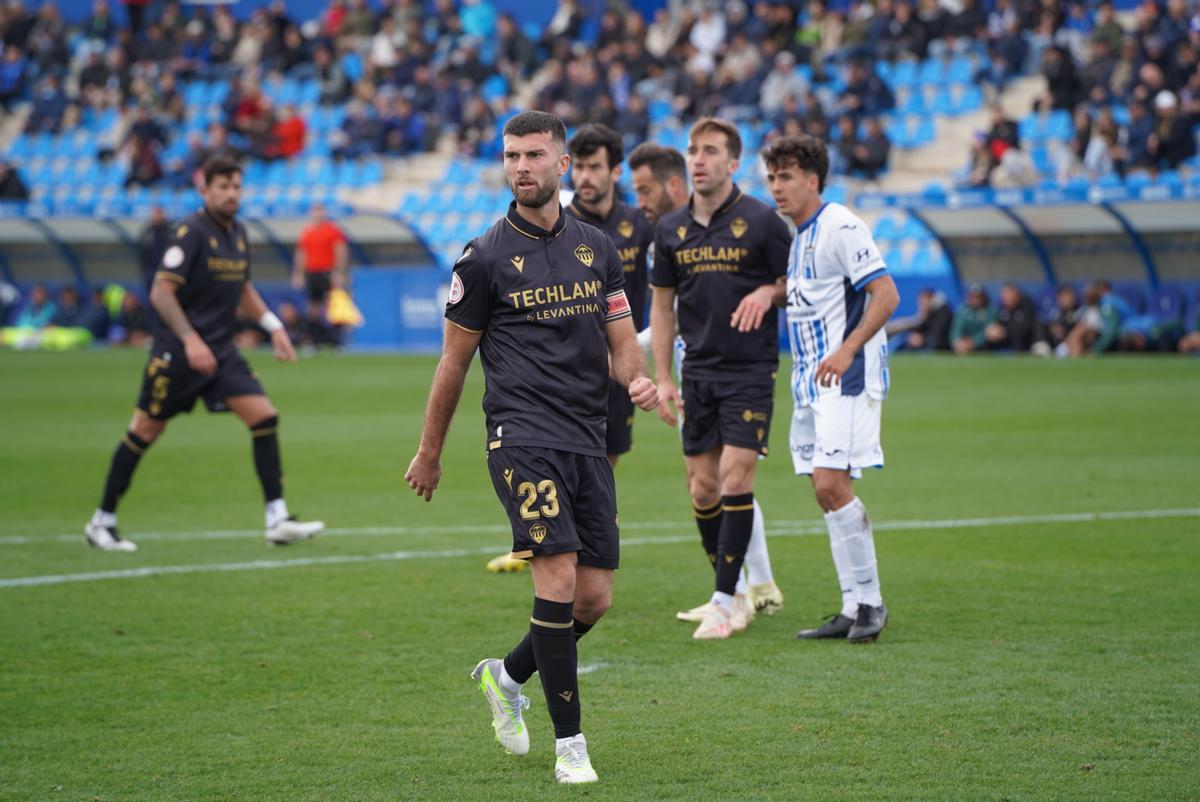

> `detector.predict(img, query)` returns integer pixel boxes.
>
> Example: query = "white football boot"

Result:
[471,658,530,755]
[84,515,137,552]
[554,734,598,784]
[675,600,715,622]
[265,517,324,545]
[692,605,733,640]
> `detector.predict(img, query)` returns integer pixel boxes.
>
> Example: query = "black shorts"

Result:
[679,373,775,457]
[605,379,634,457]
[135,342,264,421]
[305,271,333,304]
[486,446,620,569]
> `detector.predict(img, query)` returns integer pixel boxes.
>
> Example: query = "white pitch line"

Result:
[3,508,1197,547]
[0,508,1196,590]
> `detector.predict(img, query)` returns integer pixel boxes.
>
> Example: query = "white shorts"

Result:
[789,393,884,477]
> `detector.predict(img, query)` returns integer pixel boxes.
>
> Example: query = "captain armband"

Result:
[605,290,631,322]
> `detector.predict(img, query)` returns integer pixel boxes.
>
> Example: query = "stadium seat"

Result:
[1150,286,1186,321]
[873,216,899,241]
[1112,283,1147,314]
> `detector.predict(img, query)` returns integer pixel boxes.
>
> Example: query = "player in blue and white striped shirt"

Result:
[762,135,900,644]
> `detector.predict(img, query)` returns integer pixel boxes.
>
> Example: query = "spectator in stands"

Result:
[887,288,953,352]
[457,95,496,157]
[614,93,650,148]
[292,202,348,347]
[1122,100,1155,170]
[0,159,29,200]
[1046,285,1081,348]
[381,95,426,155]
[460,0,497,40]
[125,135,163,187]
[113,290,151,347]
[1039,46,1085,110]
[83,0,117,46]
[760,51,809,118]
[332,99,379,160]
[1144,90,1196,169]
[315,45,350,105]
[1060,280,1127,357]
[986,283,1048,354]
[138,205,170,293]
[1081,107,1122,177]
[125,104,167,151]
[0,44,24,111]
[838,59,895,120]
[27,4,68,78]
[175,19,211,81]
[541,0,583,49]
[951,284,996,355]
[495,12,536,80]
[25,74,68,134]
[645,7,682,61]
[121,0,149,39]
[15,284,56,330]
[267,104,306,161]
[277,300,309,348]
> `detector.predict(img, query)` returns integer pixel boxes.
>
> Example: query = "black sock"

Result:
[502,617,595,685]
[715,493,755,595]
[100,432,151,513]
[503,634,536,685]
[250,416,283,502]
[693,501,722,569]
[529,596,580,739]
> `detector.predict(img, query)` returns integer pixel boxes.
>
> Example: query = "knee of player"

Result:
[574,594,611,623]
[130,416,166,444]
[813,479,853,512]
[688,480,720,508]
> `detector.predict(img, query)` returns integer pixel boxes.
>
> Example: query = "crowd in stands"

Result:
[962,0,1200,188]
[0,0,1060,191]
[0,280,153,349]
[889,278,1200,355]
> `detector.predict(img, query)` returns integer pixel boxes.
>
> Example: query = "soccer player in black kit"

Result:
[84,157,323,551]
[405,111,657,784]
[649,118,792,640]
[485,123,654,575]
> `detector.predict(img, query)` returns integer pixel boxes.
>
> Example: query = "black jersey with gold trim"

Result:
[446,202,629,457]
[154,208,251,348]
[565,197,653,331]
[649,185,791,380]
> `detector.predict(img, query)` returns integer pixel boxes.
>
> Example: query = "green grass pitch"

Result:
[1,349,1197,801]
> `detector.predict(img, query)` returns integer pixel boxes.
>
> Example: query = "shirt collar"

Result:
[795,201,829,236]
[506,201,568,240]
[687,183,743,226]
[568,197,624,225]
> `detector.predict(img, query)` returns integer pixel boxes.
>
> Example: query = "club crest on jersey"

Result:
[448,272,464,305]
[677,226,687,241]
[510,255,525,273]
[209,237,219,250]
[175,224,188,238]
[574,244,595,267]
[529,523,548,544]
[617,219,634,239]
[731,217,748,239]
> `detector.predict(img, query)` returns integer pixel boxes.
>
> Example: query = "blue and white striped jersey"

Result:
[786,202,890,407]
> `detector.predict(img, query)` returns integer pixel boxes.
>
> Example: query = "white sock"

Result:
[265,499,289,529]
[710,591,734,612]
[734,574,748,595]
[497,662,523,695]
[826,497,883,609]
[743,499,774,586]
[91,509,116,528]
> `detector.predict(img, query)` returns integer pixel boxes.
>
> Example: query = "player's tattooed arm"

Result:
[149,275,216,375]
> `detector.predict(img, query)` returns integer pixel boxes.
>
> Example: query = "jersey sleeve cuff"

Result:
[155,271,186,285]
[445,316,483,334]
[852,267,888,291]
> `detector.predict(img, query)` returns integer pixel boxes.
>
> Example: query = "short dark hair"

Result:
[568,123,624,170]
[502,110,567,149]
[689,117,742,160]
[761,134,830,193]
[202,156,242,186]
[628,143,686,183]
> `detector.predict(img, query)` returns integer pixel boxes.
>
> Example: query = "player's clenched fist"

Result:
[628,376,658,412]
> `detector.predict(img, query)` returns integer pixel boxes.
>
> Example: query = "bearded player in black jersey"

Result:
[84,157,323,551]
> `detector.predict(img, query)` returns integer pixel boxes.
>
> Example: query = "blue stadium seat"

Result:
[899,217,931,241]
[1151,286,1186,321]
[873,216,899,241]
[929,90,953,116]
[1111,283,1147,314]
[890,61,918,90]
[1124,171,1152,190]
[946,56,974,85]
